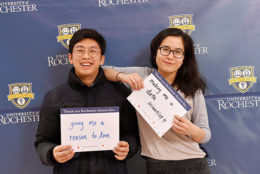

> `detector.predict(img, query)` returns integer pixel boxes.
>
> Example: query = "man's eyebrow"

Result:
[89,46,99,50]
[74,45,84,49]
[74,45,99,50]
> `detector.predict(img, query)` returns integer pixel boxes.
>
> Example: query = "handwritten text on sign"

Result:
[127,70,191,137]
[60,107,119,152]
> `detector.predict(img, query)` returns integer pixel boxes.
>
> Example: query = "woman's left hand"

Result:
[172,115,197,136]
[172,115,205,142]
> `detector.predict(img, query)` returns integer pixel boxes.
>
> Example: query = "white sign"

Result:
[127,70,191,137]
[60,107,119,152]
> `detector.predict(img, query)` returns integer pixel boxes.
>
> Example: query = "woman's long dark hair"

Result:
[150,28,206,98]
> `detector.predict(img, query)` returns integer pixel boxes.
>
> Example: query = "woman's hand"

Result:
[113,141,129,160]
[53,145,75,163]
[172,115,205,143]
[117,73,144,90]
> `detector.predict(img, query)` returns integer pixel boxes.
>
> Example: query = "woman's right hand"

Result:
[117,73,144,90]
[53,145,75,163]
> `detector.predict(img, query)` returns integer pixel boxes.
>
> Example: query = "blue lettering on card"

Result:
[69,122,84,130]
[92,132,97,138]
[69,135,87,141]
[89,120,97,126]
[99,131,110,139]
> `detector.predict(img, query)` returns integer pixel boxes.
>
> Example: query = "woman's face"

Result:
[156,36,184,77]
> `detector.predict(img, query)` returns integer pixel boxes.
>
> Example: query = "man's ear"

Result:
[68,53,73,64]
[100,55,105,66]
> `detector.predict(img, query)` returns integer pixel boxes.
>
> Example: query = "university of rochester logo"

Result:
[0,1,38,14]
[57,24,81,49]
[228,66,257,93]
[98,0,149,7]
[7,83,35,109]
[169,14,195,35]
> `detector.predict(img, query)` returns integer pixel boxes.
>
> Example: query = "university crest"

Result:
[7,83,35,109]
[169,14,195,35]
[57,24,81,49]
[228,66,257,93]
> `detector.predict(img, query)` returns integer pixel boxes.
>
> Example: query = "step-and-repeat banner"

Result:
[1,0,259,174]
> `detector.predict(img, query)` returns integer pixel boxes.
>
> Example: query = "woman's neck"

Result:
[158,70,176,85]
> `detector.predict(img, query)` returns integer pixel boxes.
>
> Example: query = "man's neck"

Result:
[81,78,95,87]
[76,70,99,87]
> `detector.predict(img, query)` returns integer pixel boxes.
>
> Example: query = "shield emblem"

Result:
[228,66,257,93]
[57,24,81,49]
[169,14,195,35]
[7,83,35,109]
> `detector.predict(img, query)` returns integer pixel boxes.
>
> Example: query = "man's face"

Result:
[69,38,105,81]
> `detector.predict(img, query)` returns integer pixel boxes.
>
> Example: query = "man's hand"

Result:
[53,145,75,163]
[113,141,129,160]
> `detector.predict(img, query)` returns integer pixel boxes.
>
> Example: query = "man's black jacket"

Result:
[35,67,139,174]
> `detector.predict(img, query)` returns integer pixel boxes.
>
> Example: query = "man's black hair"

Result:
[69,28,106,55]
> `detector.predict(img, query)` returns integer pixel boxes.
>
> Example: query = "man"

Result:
[35,28,139,174]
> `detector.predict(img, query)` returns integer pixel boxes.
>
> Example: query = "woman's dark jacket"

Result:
[34,67,139,174]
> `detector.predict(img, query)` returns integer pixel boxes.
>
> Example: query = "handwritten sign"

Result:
[60,107,119,152]
[127,70,191,137]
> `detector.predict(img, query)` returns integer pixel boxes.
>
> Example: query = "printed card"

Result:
[60,107,119,152]
[127,70,191,137]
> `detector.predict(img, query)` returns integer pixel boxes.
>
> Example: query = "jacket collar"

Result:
[68,67,106,90]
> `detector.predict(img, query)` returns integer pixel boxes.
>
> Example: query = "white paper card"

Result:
[60,107,119,152]
[127,70,191,137]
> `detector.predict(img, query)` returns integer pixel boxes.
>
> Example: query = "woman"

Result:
[104,28,211,174]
